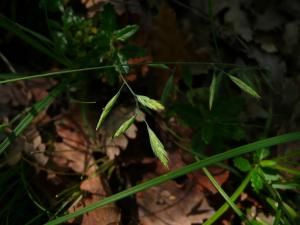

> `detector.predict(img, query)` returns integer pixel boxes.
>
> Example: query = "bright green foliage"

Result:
[137,95,165,111]
[146,125,169,168]
[228,74,261,98]
[113,116,136,138]
[251,168,264,192]
[233,157,252,172]
[96,91,120,130]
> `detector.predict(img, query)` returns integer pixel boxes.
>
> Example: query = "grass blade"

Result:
[0,15,67,65]
[202,167,244,217]
[228,74,261,98]
[45,132,300,225]
[0,81,66,155]
[209,73,217,110]
[203,172,252,225]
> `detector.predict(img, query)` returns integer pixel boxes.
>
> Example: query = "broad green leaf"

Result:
[160,75,174,104]
[251,168,263,192]
[96,91,120,130]
[114,25,139,42]
[113,116,135,138]
[228,74,261,98]
[209,73,217,110]
[147,125,168,168]
[137,95,164,111]
[233,157,252,172]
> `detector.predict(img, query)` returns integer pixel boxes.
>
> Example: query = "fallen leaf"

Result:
[137,177,214,225]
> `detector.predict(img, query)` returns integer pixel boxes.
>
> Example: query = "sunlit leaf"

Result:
[228,74,261,98]
[96,91,120,130]
[113,115,135,138]
[114,25,139,42]
[233,157,252,172]
[137,95,164,111]
[147,125,168,168]
[251,168,263,192]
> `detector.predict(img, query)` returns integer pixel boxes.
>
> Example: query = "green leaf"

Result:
[233,157,252,172]
[115,51,129,74]
[114,25,139,42]
[260,160,277,167]
[160,75,174,104]
[137,95,164,111]
[228,74,261,98]
[113,116,135,138]
[146,125,168,168]
[255,148,270,161]
[96,91,120,130]
[251,168,264,192]
[148,64,169,70]
[209,73,217,110]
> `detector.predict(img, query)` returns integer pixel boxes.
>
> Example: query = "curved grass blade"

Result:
[228,74,261,98]
[0,81,66,155]
[0,15,67,66]
[96,91,120,130]
[203,172,252,225]
[202,167,245,218]
[146,124,168,168]
[113,115,135,138]
[45,132,300,225]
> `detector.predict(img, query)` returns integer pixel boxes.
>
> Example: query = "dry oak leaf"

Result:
[137,177,214,225]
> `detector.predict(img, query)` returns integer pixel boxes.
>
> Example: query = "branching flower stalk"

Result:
[96,72,169,167]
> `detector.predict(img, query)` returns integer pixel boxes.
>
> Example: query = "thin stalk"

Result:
[203,172,252,225]
[202,167,245,219]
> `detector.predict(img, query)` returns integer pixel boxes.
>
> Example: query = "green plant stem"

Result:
[45,132,300,225]
[203,172,252,225]
[0,61,264,84]
[275,165,300,176]
[202,167,245,218]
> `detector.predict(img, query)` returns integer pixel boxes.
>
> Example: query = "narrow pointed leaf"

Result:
[161,75,174,104]
[113,116,135,138]
[228,75,261,98]
[209,73,217,110]
[114,25,139,42]
[146,125,168,168]
[148,64,169,70]
[137,95,164,111]
[96,91,120,130]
